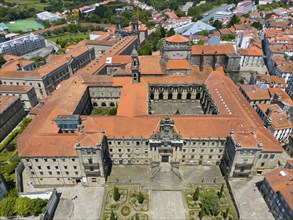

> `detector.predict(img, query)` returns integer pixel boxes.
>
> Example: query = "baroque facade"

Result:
[18,35,284,187]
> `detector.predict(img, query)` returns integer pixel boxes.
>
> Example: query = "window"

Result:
[270,154,275,159]
[243,159,248,164]
[136,142,140,145]
[40,172,44,175]
[57,171,60,175]
[191,156,194,159]
[35,159,39,162]
[200,156,203,159]
[118,149,122,152]
[126,142,130,145]
[75,171,78,175]
[64,166,68,169]
[183,149,186,152]
[127,149,130,152]
[192,149,195,152]
[88,159,93,164]
[31,171,35,175]
[261,162,265,167]
[65,171,69,175]
[47,166,50,169]
[209,155,212,159]
[72,158,75,162]
[48,171,52,175]
[52,159,56,162]
[201,149,204,152]
[44,159,47,162]
[38,166,41,169]
[263,154,268,159]
[219,149,223,153]
[55,166,58,169]
[117,141,121,145]
[74,166,77,169]
[26,159,29,162]
[29,166,32,169]
[210,149,214,152]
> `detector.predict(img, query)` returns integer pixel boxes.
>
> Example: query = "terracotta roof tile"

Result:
[167,60,191,69]
[192,45,236,55]
[165,34,189,43]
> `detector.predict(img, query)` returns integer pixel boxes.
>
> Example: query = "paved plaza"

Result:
[107,164,224,190]
[230,176,274,220]
[150,100,204,115]
[54,186,104,220]
[152,191,186,220]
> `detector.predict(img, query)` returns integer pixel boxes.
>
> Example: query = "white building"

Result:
[0,34,46,56]
[237,0,254,15]
[214,11,233,20]
[36,11,62,22]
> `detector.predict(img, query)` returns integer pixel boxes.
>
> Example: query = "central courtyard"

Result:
[149,100,204,115]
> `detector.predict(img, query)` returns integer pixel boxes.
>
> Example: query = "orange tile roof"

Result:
[165,34,189,43]
[240,85,271,101]
[238,45,264,56]
[0,85,33,93]
[167,60,191,69]
[264,167,293,210]
[0,96,19,113]
[192,45,236,55]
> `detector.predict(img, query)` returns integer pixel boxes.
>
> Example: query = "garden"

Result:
[185,184,237,220]
[102,185,150,220]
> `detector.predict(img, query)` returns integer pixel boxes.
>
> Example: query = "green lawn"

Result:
[5,19,43,32]
[6,0,50,10]
[47,33,89,43]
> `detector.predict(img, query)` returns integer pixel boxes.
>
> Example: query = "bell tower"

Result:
[115,14,123,42]
[131,47,140,84]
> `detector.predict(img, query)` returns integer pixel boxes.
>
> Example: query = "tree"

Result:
[218,183,224,198]
[199,207,204,219]
[227,14,241,27]
[197,40,204,45]
[14,197,34,216]
[251,21,263,30]
[198,30,209,36]
[137,192,144,204]
[223,207,230,219]
[167,28,175,37]
[193,187,200,201]
[135,213,140,220]
[110,210,116,220]
[0,197,16,217]
[176,9,185,17]
[201,194,220,216]
[31,56,46,67]
[212,20,222,30]
[159,27,166,38]
[0,55,6,67]
[113,186,120,201]
[31,198,48,216]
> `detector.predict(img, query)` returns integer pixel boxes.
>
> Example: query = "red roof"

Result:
[165,34,189,43]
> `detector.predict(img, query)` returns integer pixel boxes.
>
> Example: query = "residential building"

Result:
[79,6,96,17]
[182,21,216,37]
[214,11,233,20]
[286,76,293,99]
[237,0,254,15]
[0,34,46,56]
[260,167,293,220]
[0,96,26,141]
[256,104,292,142]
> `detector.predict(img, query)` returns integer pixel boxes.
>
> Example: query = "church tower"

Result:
[131,47,140,84]
[131,15,140,42]
[115,14,123,42]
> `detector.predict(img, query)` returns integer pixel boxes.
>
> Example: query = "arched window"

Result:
[101,102,107,107]
[168,93,172,100]
[177,93,182,100]
[93,102,98,107]
[159,93,163,100]
[196,93,200,100]
[187,93,191,100]
[150,93,154,100]
[110,102,115,107]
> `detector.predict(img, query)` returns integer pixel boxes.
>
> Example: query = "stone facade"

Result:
[0,96,26,141]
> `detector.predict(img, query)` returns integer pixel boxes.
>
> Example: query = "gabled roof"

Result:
[165,34,189,43]
[166,60,191,69]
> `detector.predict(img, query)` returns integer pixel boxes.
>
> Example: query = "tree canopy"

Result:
[201,194,221,216]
